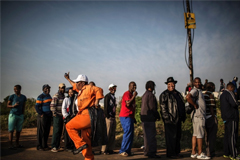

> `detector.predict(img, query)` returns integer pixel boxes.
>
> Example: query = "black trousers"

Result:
[205,116,218,157]
[64,116,74,149]
[37,114,51,149]
[142,122,157,156]
[224,120,239,158]
[164,120,181,157]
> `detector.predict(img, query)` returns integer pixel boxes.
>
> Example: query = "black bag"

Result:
[185,90,199,114]
[88,107,108,147]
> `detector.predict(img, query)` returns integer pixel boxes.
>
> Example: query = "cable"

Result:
[185,32,191,69]
[191,29,194,46]
[183,0,186,13]
[191,0,193,12]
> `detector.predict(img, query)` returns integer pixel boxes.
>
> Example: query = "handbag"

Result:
[88,106,108,147]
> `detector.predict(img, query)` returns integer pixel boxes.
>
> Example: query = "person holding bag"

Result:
[64,72,104,160]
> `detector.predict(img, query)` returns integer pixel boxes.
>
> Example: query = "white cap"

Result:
[73,74,88,83]
[108,83,117,89]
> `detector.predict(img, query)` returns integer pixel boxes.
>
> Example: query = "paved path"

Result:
[1,128,226,160]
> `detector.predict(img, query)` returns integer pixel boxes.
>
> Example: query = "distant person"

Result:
[186,77,210,159]
[141,81,160,158]
[232,77,238,97]
[64,73,104,160]
[203,82,218,158]
[119,82,138,157]
[160,77,186,159]
[101,84,117,155]
[35,84,52,151]
[89,81,96,87]
[62,88,78,152]
[219,79,225,92]
[185,82,192,95]
[238,82,240,101]
[220,82,239,160]
[7,85,27,149]
[50,83,65,152]
[202,79,208,91]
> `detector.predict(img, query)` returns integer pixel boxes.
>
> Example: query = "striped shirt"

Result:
[35,93,52,115]
[50,91,65,116]
[203,91,216,118]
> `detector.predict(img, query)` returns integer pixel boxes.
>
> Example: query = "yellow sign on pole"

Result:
[184,13,196,29]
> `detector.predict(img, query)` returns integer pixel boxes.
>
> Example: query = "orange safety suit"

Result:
[66,83,104,160]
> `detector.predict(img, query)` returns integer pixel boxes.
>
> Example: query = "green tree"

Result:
[0,96,38,130]
[0,95,10,115]
[134,96,142,124]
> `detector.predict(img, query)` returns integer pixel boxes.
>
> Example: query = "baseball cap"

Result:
[59,83,66,88]
[108,83,117,89]
[42,84,51,90]
[73,74,88,83]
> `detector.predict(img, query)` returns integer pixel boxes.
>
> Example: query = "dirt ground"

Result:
[0,127,226,160]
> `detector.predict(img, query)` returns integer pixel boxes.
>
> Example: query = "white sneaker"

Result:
[197,153,211,159]
[191,153,198,158]
[51,147,58,152]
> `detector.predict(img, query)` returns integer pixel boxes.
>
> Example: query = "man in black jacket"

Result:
[101,83,117,155]
[141,81,160,158]
[220,82,239,159]
[160,77,186,159]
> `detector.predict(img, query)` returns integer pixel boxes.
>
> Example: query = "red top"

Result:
[119,91,135,119]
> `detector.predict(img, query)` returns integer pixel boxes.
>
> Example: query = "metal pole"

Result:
[186,0,194,86]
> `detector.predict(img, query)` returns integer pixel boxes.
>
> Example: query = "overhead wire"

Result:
[183,0,195,69]
[183,0,190,69]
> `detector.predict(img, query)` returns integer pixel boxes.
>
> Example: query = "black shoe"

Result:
[108,150,117,154]
[43,147,51,151]
[73,144,88,155]
[37,146,44,151]
[65,148,73,152]
[148,155,161,158]
[101,151,109,155]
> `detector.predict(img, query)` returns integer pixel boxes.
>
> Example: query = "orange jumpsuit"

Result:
[66,84,104,160]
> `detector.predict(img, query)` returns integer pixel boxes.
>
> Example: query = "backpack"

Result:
[185,89,199,115]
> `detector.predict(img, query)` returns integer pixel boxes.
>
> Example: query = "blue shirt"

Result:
[35,93,52,116]
[9,94,27,115]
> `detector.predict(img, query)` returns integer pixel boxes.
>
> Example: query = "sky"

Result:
[1,0,240,103]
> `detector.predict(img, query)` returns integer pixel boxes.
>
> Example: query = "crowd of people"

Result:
[6,73,240,160]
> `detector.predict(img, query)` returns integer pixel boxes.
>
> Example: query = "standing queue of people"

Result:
[6,74,239,160]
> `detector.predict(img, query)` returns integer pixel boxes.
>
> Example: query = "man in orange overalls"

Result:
[64,72,104,160]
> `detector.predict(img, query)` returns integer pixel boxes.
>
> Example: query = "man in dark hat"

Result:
[35,84,52,151]
[159,77,186,158]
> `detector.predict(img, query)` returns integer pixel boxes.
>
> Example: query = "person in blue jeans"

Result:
[119,82,137,156]
[7,85,27,149]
